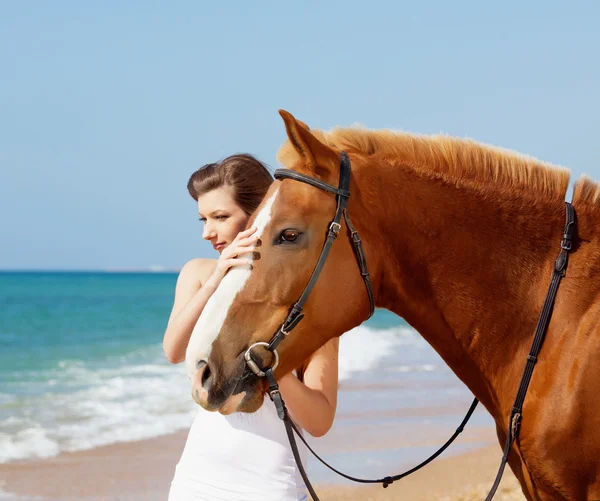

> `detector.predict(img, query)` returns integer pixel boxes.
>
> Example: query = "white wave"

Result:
[0,357,197,463]
[338,324,423,380]
[0,425,59,462]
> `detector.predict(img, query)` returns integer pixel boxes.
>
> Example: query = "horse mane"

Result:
[278,126,599,206]
[572,176,600,206]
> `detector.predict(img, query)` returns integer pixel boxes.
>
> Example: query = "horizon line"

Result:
[0,268,182,273]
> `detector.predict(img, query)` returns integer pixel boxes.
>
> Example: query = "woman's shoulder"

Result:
[179,258,217,285]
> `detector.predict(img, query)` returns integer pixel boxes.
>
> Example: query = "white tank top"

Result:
[168,394,309,501]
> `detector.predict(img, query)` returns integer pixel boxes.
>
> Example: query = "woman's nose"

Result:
[202,222,216,240]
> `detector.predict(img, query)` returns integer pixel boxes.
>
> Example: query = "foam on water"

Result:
[337,324,426,380]
[0,354,198,462]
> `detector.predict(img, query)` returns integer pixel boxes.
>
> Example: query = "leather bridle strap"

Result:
[271,168,351,198]
[265,151,375,354]
[484,201,575,501]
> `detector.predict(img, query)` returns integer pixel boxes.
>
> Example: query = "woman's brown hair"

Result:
[187,154,273,215]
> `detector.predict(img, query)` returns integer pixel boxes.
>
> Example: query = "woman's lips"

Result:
[213,242,226,251]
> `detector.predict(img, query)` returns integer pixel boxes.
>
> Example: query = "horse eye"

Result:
[280,230,300,243]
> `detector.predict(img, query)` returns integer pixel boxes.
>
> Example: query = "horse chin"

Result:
[218,391,247,415]
[215,388,265,414]
[236,389,265,413]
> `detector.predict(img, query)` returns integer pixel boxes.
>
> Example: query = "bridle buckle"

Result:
[329,221,341,236]
[268,388,280,401]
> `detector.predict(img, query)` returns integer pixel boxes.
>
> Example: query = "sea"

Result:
[0,271,495,485]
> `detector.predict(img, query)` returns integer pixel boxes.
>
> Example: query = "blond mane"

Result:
[572,176,600,206]
[277,126,600,204]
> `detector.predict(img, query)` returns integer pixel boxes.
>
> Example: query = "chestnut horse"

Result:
[185,110,600,500]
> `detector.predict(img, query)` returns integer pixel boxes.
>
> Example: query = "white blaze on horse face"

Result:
[185,188,280,379]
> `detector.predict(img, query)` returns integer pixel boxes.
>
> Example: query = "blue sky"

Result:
[2,2,598,270]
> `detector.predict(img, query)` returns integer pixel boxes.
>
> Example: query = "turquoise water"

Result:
[0,271,419,464]
[0,272,175,375]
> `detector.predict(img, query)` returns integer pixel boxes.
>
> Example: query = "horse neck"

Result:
[355,159,568,418]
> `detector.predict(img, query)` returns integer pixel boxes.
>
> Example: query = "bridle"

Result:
[243,151,576,501]
[244,150,374,378]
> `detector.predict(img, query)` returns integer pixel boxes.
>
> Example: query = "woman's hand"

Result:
[205,226,259,289]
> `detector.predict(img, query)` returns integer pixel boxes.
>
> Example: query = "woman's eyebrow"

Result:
[198,209,228,217]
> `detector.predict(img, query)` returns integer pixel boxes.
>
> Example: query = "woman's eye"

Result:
[280,230,300,243]
[215,215,229,221]
[198,217,206,223]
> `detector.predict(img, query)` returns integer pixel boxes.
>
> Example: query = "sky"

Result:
[1,2,599,271]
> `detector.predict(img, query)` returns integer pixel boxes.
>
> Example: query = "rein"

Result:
[244,152,575,500]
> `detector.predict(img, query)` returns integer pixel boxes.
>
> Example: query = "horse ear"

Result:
[278,109,339,182]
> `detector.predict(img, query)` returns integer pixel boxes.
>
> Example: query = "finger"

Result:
[230,246,255,256]
[220,248,236,260]
[236,226,258,239]
[233,241,257,250]
[237,235,259,247]
[226,258,253,268]
[220,248,241,261]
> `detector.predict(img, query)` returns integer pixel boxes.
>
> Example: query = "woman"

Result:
[164,154,339,501]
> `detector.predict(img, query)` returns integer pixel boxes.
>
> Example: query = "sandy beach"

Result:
[0,423,525,501]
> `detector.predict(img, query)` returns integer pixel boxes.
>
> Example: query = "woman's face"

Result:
[197,186,250,254]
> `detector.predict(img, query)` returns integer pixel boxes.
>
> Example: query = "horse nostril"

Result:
[196,360,212,389]
[201,363,212,389]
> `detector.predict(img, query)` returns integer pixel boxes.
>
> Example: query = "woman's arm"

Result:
[276,337,340,438]
[163,258,217,364]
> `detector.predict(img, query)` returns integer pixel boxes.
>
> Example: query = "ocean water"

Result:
[0,271,491,470]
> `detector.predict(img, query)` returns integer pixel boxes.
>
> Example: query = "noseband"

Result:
[244,151,375,377]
